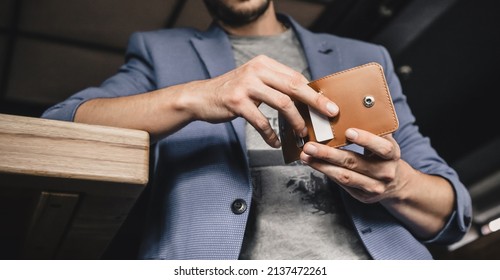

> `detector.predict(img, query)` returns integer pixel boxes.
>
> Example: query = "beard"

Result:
[203,0,272,27]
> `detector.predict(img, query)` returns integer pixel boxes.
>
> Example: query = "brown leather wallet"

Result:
[279,62,399,164]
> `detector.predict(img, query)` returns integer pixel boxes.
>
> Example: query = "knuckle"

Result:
[342,156,357,169]
[336,170,352,185]
[314,91,323,106]
[241,62,260,76]
[276,94,294,110]
[227,88,246,106]
[380,168,396,182]
[251,55,268,68]
[242,64,258,76]
[287,72,306,94]
[254,117,270,132]
[379,142,394,158]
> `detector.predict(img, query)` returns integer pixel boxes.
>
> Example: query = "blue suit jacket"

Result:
[42,15,472,260]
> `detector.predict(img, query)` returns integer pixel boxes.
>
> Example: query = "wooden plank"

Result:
[0,113,150,259]
[0,113,149,185]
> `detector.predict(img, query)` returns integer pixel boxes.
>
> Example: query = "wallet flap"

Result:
[280,62,399,164]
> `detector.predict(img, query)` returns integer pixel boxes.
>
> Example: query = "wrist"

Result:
[167,82,200,122]
[381,160,416,205]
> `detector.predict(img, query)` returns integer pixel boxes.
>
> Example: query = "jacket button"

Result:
[231,199,247,215]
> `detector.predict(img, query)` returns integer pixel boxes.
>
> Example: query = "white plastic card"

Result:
[307,105,334,142]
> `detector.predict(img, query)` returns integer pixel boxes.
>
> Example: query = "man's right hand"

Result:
[76,55,338,146]
[184,55,339,148]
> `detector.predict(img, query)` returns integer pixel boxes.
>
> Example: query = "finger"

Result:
[234,58,308,137]
[248,80,308,137]
[249,67,336,138]
[261,69,339,117]
[302,141,399,182]
[239,100,281,148]
[345,129,399,160]
[302,141,365,171]
[302,142,381,180]
[301,153,386,203]
[252,56,339,118]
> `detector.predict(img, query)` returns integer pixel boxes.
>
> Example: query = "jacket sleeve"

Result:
[41,32,157,121]
[379,46,472,245]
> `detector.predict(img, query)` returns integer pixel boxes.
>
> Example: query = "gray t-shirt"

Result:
[229,28,369,260]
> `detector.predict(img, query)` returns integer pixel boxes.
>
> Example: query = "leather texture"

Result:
[281,63,399,163]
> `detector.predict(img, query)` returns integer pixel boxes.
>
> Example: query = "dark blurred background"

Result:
[1,0,499,259]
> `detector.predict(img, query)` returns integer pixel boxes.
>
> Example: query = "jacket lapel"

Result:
[190,23,236,78]
[284,15,343,80]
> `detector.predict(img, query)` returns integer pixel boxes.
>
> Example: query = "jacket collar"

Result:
[190,22,236,78]
[190,14,342,80]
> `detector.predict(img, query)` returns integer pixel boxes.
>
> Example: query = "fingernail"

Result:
[327,102,339,115]
[274,139,282,148]
[346,128,358,140]
[303,144,317,155]
[299,127,308,138]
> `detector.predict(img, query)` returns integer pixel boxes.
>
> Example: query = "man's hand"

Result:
[186,55,339,148]
[76,55,338,145]
[299,128,456,238]
[300,128,405,204]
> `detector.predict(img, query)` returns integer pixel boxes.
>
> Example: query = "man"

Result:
[42,0,471,259]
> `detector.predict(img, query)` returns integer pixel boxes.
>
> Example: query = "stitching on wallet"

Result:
[308,62,379,83]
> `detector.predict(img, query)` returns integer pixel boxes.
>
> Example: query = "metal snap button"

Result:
[363,96,375,108]
[231,199,247,215]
